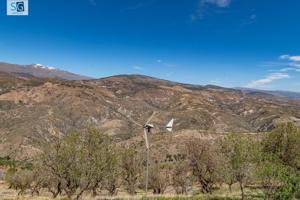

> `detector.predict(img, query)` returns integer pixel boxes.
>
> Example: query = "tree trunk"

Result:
[229,183,232,193]
[75,190,85,200]
[199,176,212,193]
[108,185,117,196]
[92,183,99,197]
[49,188,61,199]
[64,189,73,200]
[239,182,245,200]
[49,182,62,198]
[128,183,136,195]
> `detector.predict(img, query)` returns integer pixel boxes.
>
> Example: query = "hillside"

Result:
[238,87,300,100]
[0,73,300,157]
[0,62,92,80]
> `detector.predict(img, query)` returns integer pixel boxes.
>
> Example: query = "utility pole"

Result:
[143,125,152,200]
[141,116,174,200]
[145,147,150,199]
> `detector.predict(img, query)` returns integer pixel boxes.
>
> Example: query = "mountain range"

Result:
[0,62,92,81]
[237,88,300,100]
[0,62,300,158]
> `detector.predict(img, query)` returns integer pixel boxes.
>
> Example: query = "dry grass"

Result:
[0,181,264,200]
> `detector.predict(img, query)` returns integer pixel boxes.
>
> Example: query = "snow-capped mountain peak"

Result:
[33,64,56,71]
[0,62,92,80]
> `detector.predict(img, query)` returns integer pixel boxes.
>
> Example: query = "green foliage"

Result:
[147,162,171,194]
[4,122,300,199]
[0,156,14,167]
[0,156,33,169]
[5,168,34,195]
[149,196,239,200]
[261,122,300,199]
[276,172,300,200]
[220,133,257,199]
[149,197,201,200]
[263,122,300,170]
[104,146,121,196]
[120,145,143,195]
[38,127,117,200]
[256,153,286,199]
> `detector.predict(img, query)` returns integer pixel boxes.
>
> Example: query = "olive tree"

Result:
[263,122,300,170]
[39,127,114,200]
[186,139,222,193]
[256,153,286,200]
[262,122,300,199]
[148,162,171,194]
[5,169,34,195]
[172,161,190,194]
[104,146,121,196]
[120,145,143,195]
[220,133,256,200]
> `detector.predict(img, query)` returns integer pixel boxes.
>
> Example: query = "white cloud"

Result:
[279,55,289,60]
[280,54,300,62]
[191,0,232,21]
[275,54,300,75]
[290,56,300,61]
[279,68,300,72]
[246,73,290,88]
[279,68,294,72]
[201,0,231,7]
[256,55,300,86]
[289,63,300,68]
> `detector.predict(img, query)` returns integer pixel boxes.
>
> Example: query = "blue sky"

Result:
[0,0,300,92]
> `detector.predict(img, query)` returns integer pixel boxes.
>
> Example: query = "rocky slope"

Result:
[0,62,92,80]
[238,88,300,100]
[0,73,300,157]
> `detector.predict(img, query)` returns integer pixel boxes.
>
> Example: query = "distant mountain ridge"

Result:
[1,61,299,100]
[237,88,300,100]
[0,62,92,80]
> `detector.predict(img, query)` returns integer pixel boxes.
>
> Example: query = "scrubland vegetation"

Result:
[1,122,300,200]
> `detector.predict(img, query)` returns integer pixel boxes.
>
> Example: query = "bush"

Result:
[261,122,300,199]
[5,169,34,195]
[276,172,300,200]
[120,145,143,195]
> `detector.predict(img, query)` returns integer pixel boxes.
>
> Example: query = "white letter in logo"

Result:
[7,0,29,16]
